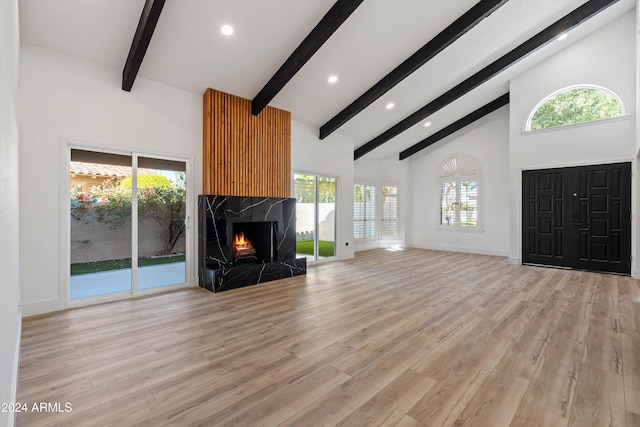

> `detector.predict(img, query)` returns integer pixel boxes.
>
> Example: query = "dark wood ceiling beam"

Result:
[320,0,510,140]
[251,0,364,116]
[354,0,619,160]
[122,0,166,92]
[399,93,509,160]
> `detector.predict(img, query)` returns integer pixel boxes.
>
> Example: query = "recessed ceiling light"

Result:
[221,25,234,36]
[423,121,432,127]
[557,32,568,41]
[386,102,395,110]
[328,75,338,84]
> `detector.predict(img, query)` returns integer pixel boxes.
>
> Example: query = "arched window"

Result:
[526,85,624,131]
[439,156,479,229]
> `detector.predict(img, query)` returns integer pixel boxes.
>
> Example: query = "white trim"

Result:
[354,181,377,241]
[380,183,401,240]
[413,242,509,258]
[22,298,65,317]
[292,171,340,262]
[524,84,626,132]
[520,158,634,172]
[522,114,633,135]
[62,139,192,311]
[436,155,482,231]
[132,154,139,293]
[67,282,188,310]
[7,314,21,427]
[354,239,380,252]
[60,142,71,306]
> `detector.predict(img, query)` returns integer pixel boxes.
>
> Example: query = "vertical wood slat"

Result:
[202,88,291,197]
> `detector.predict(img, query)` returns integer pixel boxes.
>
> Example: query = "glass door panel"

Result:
[354,184,365,239]
[294,173,338,261]
[354,183,376,240]
[294,174,316,261]
[70,149,132,299]
[137,157,187,289]
[318,177,336,258]
[365,185,376,238]
[382,185,399,239]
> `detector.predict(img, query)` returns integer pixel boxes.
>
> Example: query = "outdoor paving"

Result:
[70,262,186,299]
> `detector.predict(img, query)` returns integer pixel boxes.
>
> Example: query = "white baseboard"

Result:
[21,298,65,317]
[339,251,355,260]
[354,241,380,252]
[508,256,520,265]
[632,268,640,279]
[410,243,509,258]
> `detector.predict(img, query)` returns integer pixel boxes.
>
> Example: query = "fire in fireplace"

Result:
[231,221,276,265]
[232,231,256,260]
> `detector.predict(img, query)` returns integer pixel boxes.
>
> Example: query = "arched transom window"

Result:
[439,156,479,229]
[526,85,624,131]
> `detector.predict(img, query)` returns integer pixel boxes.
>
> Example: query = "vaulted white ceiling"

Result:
[19,0,635,159]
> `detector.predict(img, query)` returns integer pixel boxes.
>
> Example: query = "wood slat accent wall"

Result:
[203,88,291,197]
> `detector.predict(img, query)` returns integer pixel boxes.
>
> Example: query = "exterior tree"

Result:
[530,87,623,130]
[70,174,186,255]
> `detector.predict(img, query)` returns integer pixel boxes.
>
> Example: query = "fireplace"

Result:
[198,195,306,292]
[232,221,276,265]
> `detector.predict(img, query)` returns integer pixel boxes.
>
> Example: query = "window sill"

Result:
[521,114,633,135]
[435,226,483,233]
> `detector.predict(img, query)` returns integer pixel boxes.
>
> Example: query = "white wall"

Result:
[353,155,411,251]
[406,109,511,256]
[291,121,355,260]
[19,45,202,316]
[0,0,22,425]
[509,11,636,264]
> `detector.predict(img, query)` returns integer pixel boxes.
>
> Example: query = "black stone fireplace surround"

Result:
[198,195,306,292]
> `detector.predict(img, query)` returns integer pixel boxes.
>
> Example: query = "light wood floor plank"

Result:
[15,248,640,427]
[336,370,437,427]
[452,369,530,427]
[568,364,626,427]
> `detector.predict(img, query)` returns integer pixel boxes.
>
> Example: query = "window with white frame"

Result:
[439,156,479,229]
[354,183,375,239]
[381,185,399,239]
[526,85,624,131]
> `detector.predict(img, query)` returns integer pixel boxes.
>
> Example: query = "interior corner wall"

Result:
[291,121,355,260]
[18,45,202,316]
[406,108,511,256]
[637,2,640,156]
[0,0,22,425]
[509,11,636,265]
[353,155,411,251]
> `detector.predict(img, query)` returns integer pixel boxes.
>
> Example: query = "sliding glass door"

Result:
[69,149,188,300]
[137,157,187,289]
[70,150,133,299]
[293,173,337,261]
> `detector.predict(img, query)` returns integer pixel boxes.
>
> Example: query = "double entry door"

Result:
[522,162,631,274]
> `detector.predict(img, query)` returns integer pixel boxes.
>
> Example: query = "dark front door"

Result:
[522,168,572,267]
[522,162,631,274]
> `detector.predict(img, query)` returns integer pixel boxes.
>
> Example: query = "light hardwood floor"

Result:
[16,248,640,426]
